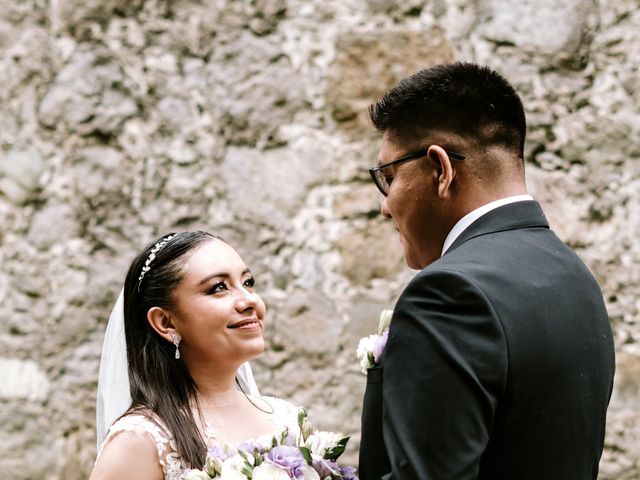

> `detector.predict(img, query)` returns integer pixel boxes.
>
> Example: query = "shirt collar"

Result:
[441,194,534,256]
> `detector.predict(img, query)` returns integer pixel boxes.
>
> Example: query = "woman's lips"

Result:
[228,319,260,329]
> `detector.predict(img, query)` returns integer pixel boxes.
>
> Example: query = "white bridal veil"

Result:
[96,289,261,450]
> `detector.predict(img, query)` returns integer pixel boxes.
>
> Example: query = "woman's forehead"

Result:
[181,239,247,279]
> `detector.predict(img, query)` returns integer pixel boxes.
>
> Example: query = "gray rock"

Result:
[1,0,639,477]
[0,150,45,204]
[38,47,138,135]
[27,202,80,250]
[0,357,50,402]
[50,0,145,34]
[478,0,596,68]
[207,32,308,147]
[335,219,406,286]
[70,146,127,199]
[274,290,341,355]
[221,145,324,225]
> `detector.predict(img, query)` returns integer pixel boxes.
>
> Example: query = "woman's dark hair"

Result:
[122,230,218,468]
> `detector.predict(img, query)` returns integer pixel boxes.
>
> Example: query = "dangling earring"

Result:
[171,332,181,359]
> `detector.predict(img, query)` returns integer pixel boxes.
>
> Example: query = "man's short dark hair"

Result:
[369,62,527,158]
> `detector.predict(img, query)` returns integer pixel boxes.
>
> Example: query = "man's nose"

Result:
[381,197,392,219]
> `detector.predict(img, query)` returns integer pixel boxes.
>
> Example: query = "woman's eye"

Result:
[243,277,255,289]
[209,282,228,294]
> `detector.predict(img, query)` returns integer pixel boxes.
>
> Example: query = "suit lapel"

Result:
[445,200,550,255]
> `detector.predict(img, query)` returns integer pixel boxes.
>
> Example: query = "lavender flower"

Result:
[356,309,394,372]
[372,328,389,364]
[311,455,340,478]
[266,445,307,479]
[237,439,262,455]
[204,444,236,476]
[340,465,359,480]
[207,444,231,460]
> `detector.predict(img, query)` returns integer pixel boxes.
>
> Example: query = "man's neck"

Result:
[441,193,534,256]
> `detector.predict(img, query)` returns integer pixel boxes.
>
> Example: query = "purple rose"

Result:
[266,445,307,479]
[312,456,339,478]
[340,465,359,480]
[238,439,261,454]
[207,444,230,461]
[372,329,389,363]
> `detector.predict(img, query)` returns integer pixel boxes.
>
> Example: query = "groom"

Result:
[358,63,615,479]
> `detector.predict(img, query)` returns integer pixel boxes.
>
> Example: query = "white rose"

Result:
[220,454,252,480]
[305,431,343,457]
[378,309,393,335]
[303,465,321,480]
[182,470,211,480]
[254,433,277,452]
[356,334,378,373]
[205,456,223,476]
[251,462,290,480]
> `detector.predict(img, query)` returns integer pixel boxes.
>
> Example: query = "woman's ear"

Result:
[428,145,455,199]
[147,306,177,343]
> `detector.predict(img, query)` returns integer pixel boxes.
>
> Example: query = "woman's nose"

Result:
[235,289,257,312]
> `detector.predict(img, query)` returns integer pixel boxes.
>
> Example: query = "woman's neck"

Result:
[197,387,244,408]
[188,362,244,407]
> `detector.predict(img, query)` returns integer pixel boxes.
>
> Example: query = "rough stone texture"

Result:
[0,150,45,203]
[0,0,639,478]
[477,0,597,69]
[326,27,454,134]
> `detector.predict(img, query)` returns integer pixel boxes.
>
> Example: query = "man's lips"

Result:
[228,318,261,329]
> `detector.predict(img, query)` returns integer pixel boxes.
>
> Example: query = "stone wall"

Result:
[1,0,638,478]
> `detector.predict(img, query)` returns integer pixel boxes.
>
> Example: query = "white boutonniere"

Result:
[356,309,393,373]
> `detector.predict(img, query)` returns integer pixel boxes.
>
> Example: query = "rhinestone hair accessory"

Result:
[137,234,176,285]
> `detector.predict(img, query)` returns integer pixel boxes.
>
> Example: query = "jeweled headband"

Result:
[137,234,177,286]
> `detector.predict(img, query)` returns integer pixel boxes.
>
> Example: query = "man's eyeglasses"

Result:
[368,148,465,196]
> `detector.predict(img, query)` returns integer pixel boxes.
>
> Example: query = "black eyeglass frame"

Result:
[368,148,466,196]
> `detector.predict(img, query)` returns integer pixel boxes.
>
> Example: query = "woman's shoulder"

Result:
[98,410,174,462]
[93,411,168,480]
[107,410,170,443]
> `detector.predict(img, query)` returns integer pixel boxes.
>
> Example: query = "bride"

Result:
[90,231,301,480]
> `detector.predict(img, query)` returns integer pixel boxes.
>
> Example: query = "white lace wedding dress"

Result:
[97,396,300,480]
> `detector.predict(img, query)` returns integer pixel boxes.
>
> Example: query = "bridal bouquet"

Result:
[182,409,358,480]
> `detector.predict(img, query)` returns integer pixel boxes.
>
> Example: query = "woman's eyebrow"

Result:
[197,268,251,286]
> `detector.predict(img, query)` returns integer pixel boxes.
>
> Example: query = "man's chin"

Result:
[402,244,437,270]
[402,247,423,270]
[405,259,426,271]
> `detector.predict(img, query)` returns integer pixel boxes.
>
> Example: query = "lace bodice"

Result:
[98,396,300,480]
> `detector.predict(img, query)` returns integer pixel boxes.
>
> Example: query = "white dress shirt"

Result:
[441,195,534,256]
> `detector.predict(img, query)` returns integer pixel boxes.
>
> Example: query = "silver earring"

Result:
[171,333,181,359]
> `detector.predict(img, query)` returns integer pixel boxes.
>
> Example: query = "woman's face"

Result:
[167,239,266,371]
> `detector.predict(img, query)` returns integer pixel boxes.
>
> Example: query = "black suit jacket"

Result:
[359,201,615,480]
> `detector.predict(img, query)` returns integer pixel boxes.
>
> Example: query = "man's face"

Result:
[376,133,447,269]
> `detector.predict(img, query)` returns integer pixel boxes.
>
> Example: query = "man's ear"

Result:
[428,145,455,199]
[147,306,177,343]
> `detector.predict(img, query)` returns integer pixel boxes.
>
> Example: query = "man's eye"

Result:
[244,277,255,288]
[209,282,228,294]
[384,174,393,185]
